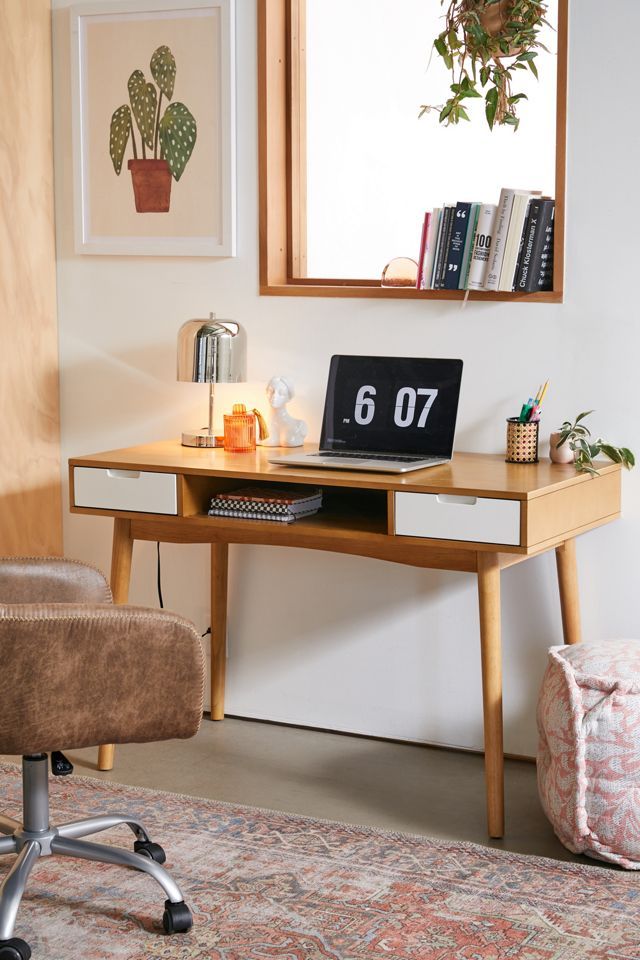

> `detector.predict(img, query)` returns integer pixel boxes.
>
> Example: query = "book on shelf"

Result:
[433,205,455,289]
[458,202,480,290]
[208,506,320,523]
[513,198,554,292]
[498,191,541,292]
[415,187,553,294]
[423,207,442,289]
[209,497,322,515]
[466,203,497,291]
[430,206,447,289]
[217,485,322,507]
[208,485,323,522]
[421,208,441,290]
[415,212,431,290]
[512,200,533,289]
[513,198,540,291]
[527,199,555,292]
[536,214,554,291]
[485,188,522,291]
[443,201,472,290]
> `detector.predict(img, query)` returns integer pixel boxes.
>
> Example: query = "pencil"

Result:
[537,381,549,407]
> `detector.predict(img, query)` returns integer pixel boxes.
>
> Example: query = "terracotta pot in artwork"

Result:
[128,159,172,213]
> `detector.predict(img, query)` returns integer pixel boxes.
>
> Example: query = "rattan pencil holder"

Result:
[505,417,539,464]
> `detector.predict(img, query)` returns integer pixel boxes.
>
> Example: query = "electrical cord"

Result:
[157,540,210,638]
[156,541,164,608]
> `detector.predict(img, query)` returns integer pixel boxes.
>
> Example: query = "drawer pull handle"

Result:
[106,469,141,480]
[436,494,478,506]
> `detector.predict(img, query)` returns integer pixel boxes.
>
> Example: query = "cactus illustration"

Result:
[109,44,197,212]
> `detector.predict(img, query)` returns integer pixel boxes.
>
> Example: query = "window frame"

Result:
[258,0,568,302]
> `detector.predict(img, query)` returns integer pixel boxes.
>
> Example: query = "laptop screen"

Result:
[320,356,463,457]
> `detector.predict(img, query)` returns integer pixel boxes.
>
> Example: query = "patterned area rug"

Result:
[0,761,637,959]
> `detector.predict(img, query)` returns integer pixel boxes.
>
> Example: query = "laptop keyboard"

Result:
[317,453,436,463]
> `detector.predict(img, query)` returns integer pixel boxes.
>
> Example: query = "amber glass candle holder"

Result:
[224,405,256,453]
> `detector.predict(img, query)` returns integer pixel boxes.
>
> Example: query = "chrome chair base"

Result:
[0,755,191,952]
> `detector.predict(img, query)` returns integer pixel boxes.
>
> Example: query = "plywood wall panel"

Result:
[0,0,62,555]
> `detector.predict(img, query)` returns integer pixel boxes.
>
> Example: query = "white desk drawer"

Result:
[394,492,521,545]
[73,467,178,515]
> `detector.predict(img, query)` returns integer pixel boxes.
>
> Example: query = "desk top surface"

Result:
[69,441,621,501]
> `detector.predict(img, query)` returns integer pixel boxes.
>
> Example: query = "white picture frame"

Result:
[71,0,236,256]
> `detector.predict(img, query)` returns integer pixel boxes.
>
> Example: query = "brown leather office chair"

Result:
[0,557,205,960]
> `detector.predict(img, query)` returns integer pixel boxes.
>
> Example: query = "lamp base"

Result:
[181,429,224,448]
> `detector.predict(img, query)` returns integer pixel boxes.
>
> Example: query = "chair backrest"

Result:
[0,558,112,605]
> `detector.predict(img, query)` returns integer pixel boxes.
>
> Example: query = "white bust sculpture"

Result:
[260,376,308,447]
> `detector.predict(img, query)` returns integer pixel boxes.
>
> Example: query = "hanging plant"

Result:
[420,0,550,130]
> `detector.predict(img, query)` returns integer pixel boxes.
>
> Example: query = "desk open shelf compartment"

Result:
[180,475,389,538]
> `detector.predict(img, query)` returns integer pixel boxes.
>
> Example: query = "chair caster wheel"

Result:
[0,938,32,960]
[134,840,166,864]
[51,750,73,777]
[162,899,193,934]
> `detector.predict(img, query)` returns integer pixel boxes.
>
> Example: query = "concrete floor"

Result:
[4,717,599,866]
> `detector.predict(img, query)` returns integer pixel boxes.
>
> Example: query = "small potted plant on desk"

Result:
[550,411,635,476]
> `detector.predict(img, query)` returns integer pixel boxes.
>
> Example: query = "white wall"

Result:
[53,0,640,758]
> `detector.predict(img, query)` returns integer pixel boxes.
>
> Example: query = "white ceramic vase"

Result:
[549,431,576,464]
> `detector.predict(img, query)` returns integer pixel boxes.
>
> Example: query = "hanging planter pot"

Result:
[421,0,548,129]
[476,0,522,57]
[477,0,511,37]
[128,159,172,213]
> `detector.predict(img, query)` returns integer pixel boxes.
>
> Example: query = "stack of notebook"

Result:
[208,486,323,523]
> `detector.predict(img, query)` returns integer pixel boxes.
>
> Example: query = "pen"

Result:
[523,398,535,420]
[517,383,548,422]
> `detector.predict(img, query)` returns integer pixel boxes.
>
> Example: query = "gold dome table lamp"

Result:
[177,314,246,447]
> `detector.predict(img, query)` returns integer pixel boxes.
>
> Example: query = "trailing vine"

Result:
[420,0,549,130]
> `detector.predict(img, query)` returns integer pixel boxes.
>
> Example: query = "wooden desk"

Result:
[69,442,622,837]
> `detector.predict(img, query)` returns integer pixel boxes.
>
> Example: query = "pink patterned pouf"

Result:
[537,639,640,869]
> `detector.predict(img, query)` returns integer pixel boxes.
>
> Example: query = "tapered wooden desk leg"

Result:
[477,552,504,839]
[110,518,134,604]
[98,518,134,772]
[211,542,229,720]
[555,539,582,646]
[97,744,115,772]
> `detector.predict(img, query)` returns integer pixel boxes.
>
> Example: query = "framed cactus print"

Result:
[71,0,235,256]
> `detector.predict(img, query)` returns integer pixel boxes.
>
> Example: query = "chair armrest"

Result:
[0,604,204,755]
[0,557,112,605]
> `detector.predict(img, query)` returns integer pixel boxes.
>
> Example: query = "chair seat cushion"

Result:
[0,604,204,754]
[537,639,640,869]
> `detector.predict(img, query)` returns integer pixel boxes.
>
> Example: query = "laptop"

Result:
[268,355,463,474]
